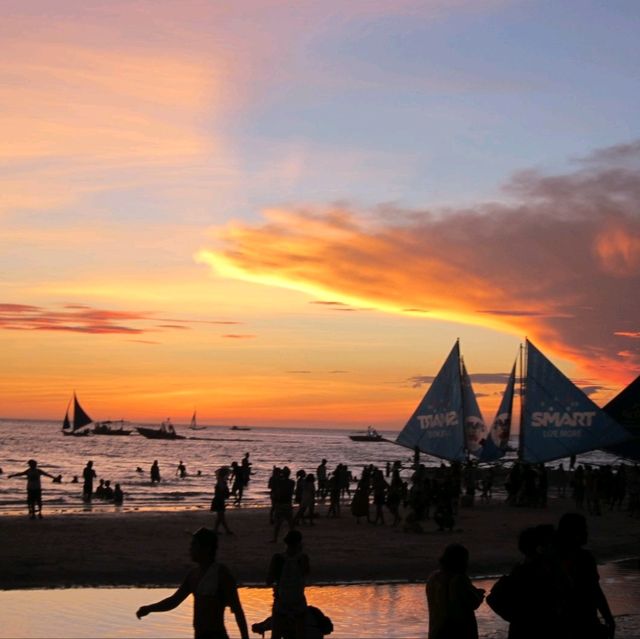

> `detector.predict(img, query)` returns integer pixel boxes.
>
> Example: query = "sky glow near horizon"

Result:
[2,0,639,427]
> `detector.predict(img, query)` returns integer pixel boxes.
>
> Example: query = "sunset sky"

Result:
[2,1,639,427]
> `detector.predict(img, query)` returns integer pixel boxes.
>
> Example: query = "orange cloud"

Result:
[199,141,640,385]
[0,303,239,336]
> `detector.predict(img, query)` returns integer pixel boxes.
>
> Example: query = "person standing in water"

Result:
[136,527,249,639]
[82,460,96,502]
[150,460,161,484]
[9,459,56,519]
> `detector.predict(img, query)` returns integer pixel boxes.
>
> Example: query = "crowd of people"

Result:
[134,511,617,639]
[5,452,640,638]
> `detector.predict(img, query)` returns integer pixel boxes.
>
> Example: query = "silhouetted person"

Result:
[9,459,55,519]
[150,460,161,484]
[82,460,96,501]
[211,466,233,535]
[555,513,615,639]
[177,460,187,478]
[293,474,316,525]
[271,466,295,543]
[103,480,114,500]
[136,527,249,639]
[267,530,310,639]
[95,478,106,499]
[136,466,144,474]
[114,483,124,505]
[71,475,79,483]
[52,474,63,483]
[426,543,484,639]
[490,526,563,639]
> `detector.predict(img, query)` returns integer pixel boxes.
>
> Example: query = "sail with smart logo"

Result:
[520,340,630,463]
[461,359,487,457]
[395,341,465,462]
[479,361,516,462]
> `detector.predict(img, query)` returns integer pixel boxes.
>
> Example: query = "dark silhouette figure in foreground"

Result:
[488,525,562,639]
[556,513,615,639]
[426,543,485,639]
[267,530,310,639]
[9,459,55,519]
[136,527,249,639]
[251,605,333,638]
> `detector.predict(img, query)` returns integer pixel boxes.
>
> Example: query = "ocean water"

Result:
[2,562,640,638]
[0,419,626,516]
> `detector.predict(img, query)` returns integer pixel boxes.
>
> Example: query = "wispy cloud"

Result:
[222,334,256,339]
[200,140,640,384]
[0,303,237,336]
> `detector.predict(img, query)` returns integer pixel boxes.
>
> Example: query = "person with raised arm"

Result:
[136,527,248,639]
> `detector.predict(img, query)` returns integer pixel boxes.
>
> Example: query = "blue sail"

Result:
[461,360,486,457]
[520,340,631,463]
[395,342,465,462]
[603,374,640,461]
[479,361,516,462]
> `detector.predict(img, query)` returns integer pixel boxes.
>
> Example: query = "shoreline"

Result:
[2,498,639,590]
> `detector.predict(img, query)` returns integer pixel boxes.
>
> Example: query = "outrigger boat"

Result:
[92,420,132,436]
[349,426,383,442]
[62,393,93,436]
[137,418,185,440]
[395,339,631,463]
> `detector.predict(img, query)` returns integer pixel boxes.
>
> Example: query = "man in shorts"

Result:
[9,459,55,519]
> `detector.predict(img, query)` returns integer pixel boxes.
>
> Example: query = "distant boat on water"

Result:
[137,418,185,440]
[189,411,206,431]
[62,393,93,436]
[349,426,383,442]
[92,420,131,436]
[230,425,251,431]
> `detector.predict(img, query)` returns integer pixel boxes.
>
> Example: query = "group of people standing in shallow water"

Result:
[428,513,615,639]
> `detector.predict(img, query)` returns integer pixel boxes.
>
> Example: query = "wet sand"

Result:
[2,497,639,589]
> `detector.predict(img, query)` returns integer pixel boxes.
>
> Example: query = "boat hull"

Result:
[136,427,185,440]
[349,435,384,442]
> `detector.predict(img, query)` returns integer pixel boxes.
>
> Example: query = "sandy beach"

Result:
[2,497,639,590]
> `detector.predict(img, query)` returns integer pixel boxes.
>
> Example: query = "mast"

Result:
[518,341,525,461]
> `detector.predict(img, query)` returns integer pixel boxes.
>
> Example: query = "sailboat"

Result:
[189,411,206,431]
[395,341,486,461]
[395,339,631,464]
[519,340,631,463]
[62,393,93,436]
[602,374,640,461]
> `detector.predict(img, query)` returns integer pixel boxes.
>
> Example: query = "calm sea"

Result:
[0,419,625,516]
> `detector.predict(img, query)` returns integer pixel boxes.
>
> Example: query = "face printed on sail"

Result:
[464,416,485,452]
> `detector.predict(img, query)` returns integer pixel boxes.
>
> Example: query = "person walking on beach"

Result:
[136,527,249,639]
[9,459,56,519]
[82,460,96,502]
[426,543,485,639]
[150,460,161,484]
[267,530,310,639]
[271,466,295,543]
[211,466,233,535]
